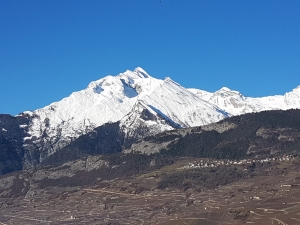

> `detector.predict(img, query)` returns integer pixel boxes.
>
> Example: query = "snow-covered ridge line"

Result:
[189,84,300,116]
[18,67,300,167]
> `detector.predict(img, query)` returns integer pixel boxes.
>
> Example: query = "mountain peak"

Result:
[219,87,231,92]
[293,85,300,92]
[285,85,300,98]
[216,87,244,97]
[134,67,150,78]
[119,67,150,81]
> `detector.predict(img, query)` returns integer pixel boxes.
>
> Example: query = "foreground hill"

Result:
[129,109,300,159]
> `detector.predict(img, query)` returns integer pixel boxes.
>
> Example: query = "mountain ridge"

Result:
[1,67,300,173]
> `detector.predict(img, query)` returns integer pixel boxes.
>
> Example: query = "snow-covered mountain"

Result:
[19,68,228,167]
[189,85,300,116]
[10,67,300,168]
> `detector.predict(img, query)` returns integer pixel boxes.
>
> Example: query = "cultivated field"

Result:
[1,158,300,225]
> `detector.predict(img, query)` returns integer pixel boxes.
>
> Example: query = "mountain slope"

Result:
[129,109,300,158]
[0,114,29,174]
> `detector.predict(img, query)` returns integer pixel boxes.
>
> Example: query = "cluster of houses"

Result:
[180,155,296,170]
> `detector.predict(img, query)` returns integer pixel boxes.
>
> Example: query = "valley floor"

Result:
[1,158,300,225]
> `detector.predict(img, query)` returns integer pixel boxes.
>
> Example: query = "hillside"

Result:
[1,109,300,224]
[129,109,300,159]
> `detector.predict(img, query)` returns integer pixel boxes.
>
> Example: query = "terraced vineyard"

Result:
[1,156,300,225]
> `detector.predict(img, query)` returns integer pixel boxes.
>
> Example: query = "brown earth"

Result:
[1,158,300,225]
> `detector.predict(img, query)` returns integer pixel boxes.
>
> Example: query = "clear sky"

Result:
[1,0,300,115]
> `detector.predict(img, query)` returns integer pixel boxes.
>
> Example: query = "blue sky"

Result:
[1,0,300,115]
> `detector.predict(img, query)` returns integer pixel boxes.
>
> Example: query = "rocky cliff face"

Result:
[0,114,29,174]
